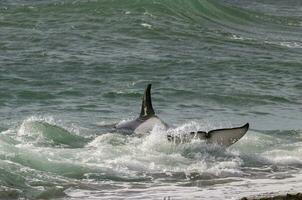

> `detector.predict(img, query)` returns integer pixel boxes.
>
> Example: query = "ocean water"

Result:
[0,0,302,199]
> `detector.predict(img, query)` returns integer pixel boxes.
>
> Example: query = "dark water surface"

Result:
[0,0,302,199]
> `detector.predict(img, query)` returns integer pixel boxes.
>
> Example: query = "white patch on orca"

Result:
[134,117,167,135]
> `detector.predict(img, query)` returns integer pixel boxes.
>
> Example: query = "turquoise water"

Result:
[0,0,302,199]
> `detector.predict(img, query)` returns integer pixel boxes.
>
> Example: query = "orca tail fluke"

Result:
[139,84,155,118]
[167,123,249,147]
[206,123,249,146]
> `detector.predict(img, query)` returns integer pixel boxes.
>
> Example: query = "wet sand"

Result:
[241,193,302,200]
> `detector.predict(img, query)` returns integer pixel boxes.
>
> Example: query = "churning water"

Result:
[0,0,302,199]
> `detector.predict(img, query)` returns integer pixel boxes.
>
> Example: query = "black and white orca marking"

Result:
[114,84,168,134]
[115,84,249,146]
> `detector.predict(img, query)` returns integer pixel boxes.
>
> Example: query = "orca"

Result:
[114,84,168,134]
[115,84,249,146]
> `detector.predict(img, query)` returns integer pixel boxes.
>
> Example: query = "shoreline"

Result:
[241,193,302,200]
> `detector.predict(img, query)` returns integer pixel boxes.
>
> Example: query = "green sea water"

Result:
[0,0,302,199]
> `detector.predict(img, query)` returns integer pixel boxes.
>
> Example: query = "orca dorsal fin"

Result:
[139,84,155,118]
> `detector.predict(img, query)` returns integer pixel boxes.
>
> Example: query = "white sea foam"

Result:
[231,34,253,41]
[1,119,302,199]
[265,40,302,48]
[279,41,302,48]
[141,23,152,29]
[64,173,302,199]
